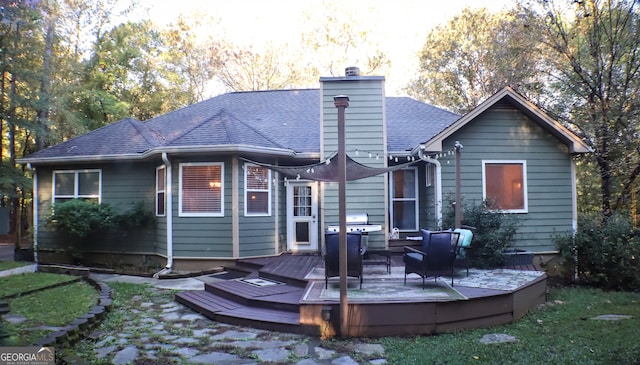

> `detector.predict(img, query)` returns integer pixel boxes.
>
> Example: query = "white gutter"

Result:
[30,164,39,266]
[17,144,310,165]
[418,145,443,227]
[154,152,173,278]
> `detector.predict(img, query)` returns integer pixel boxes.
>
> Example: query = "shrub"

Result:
[46,199,116,239]
[442,199,519,268]
[47,199,155,239]
[553,212,640,291]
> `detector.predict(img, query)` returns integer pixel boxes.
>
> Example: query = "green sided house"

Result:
[18,69,590,272]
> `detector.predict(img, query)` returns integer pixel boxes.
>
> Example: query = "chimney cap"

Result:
[345,66,360,77]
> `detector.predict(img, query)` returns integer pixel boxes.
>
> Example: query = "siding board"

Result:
[442,108,575,252]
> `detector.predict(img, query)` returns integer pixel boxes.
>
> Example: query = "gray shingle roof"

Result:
[21,89,459,163]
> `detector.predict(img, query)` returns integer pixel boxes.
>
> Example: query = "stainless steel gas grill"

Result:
[325,213,383,233]
[326,213,390,273]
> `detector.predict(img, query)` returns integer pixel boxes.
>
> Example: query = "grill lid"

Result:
[346,213,369,225]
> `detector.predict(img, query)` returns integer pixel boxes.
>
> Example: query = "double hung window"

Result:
[53,170,101,204]
[156,166,166,216]
[244,164,271,216]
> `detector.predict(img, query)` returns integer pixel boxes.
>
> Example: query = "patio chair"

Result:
[324,231,364,289]
[403,229,460,288]
[454,226,476,276]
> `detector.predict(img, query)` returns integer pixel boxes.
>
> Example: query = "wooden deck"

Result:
[175,253,547,337]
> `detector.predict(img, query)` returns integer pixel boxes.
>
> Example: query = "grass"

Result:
[0,272,79,298]
[377,286,640,365]
[71,281,640,365]
[0,260,31,271]
[1,276,98,346]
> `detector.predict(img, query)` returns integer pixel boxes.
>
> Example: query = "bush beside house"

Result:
[554,213,640,291]
[45,200,155,266]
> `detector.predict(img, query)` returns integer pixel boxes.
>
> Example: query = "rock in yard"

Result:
[479,333,518,344]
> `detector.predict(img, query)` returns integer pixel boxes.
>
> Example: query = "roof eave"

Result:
[415,87,592,155]
[18,145,317,166]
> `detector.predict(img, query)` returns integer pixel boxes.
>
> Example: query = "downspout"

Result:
[30,164,39,266]
[418,145,443,228]
[154,152,173,278]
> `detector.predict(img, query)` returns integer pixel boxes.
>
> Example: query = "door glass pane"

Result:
[296,221,310,242]
[392,201,417,230]
[293,186,312,217]
[393,169,416,198]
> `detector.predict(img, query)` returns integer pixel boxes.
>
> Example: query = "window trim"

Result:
[390,166,419,232]
[52,169,102,204]
[178,162,224,217]
[244,164,272,217]
[482,160,528,213]
[156,165,166,217]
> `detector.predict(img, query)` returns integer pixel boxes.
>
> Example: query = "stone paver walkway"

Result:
[67,274,388,364]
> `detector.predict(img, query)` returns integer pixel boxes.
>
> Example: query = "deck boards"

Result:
[176,254,547,337]
[258,254,322,281]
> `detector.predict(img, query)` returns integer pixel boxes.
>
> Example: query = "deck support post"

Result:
[454,141,463,229]
[334,95,350,337]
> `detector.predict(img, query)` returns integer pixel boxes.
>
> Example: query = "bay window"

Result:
[245,164,271,216]
[179,163,224,216]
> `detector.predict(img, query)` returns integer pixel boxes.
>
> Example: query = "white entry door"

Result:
[286,181,318,252]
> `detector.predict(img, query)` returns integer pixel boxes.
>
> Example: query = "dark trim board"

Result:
[175,253,548,337]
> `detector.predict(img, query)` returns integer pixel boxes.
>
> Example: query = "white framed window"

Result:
[179,162,224,217]
[52,169,101,204]
[482,160,528,213]
[390,167,419,231]
[244,164,271,216]
[425,164,434,187]
[156,166,166,217]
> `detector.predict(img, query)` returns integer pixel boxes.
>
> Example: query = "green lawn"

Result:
[0,261,32,271]
[378,287,640,364]
[0,273,98,346]
[0,272,79,298]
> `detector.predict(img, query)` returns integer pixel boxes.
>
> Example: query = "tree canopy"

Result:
[406,7,544,114]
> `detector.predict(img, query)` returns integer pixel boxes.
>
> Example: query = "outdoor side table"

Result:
[363,249,391,274]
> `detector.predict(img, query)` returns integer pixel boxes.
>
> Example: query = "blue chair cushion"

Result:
[420,229,431,251]
[454,228,473,258]
[454,229,473,247]
[405,252,423,262]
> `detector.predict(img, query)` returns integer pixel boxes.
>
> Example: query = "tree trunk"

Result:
[8,22,19,249]
[36,16,56,151]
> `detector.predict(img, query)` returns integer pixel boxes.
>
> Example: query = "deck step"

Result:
[204,280,304,313]
[175,290,309,334]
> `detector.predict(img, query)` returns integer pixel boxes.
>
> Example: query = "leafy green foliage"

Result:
[554,213,640,291]
[110,201,156,231]
[46,199,154,239]
[46,199,116,239]
[443,199,519,267]
[406,7,544,114]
